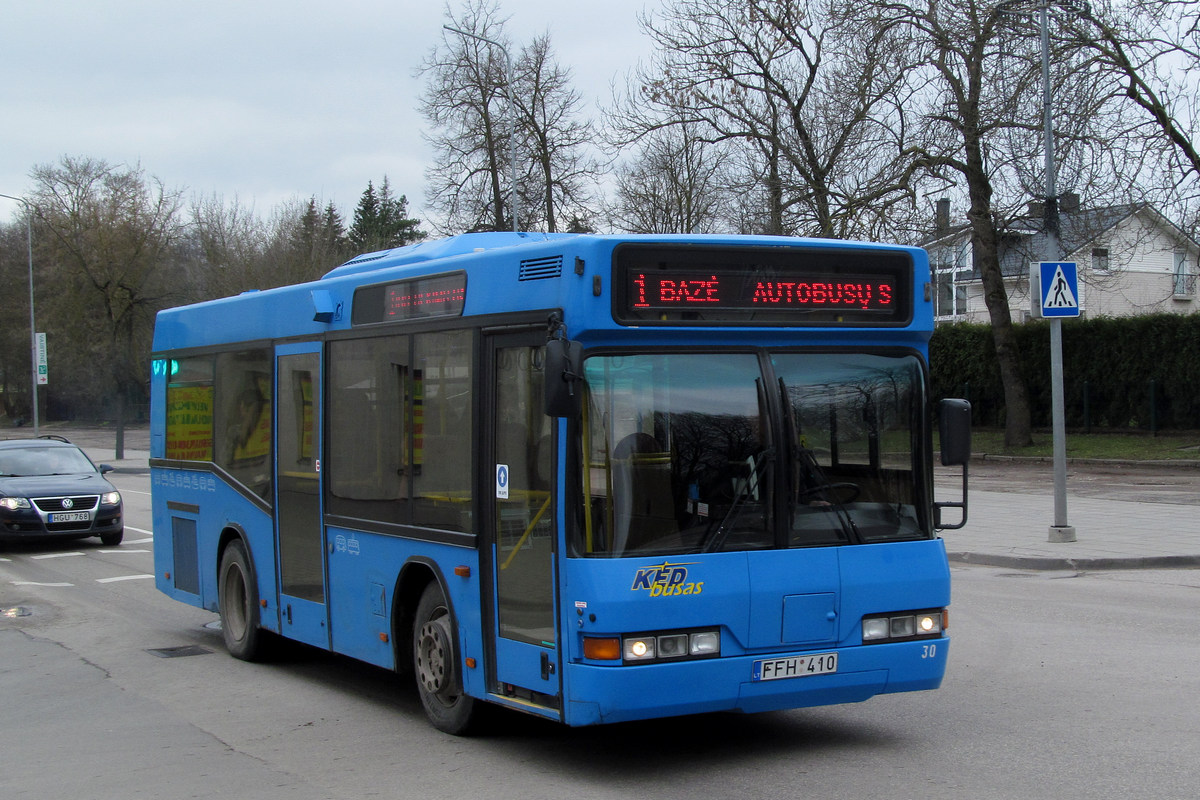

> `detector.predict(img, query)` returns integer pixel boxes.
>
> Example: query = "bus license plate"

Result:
[753,653,838,681]
[50,512,91,523]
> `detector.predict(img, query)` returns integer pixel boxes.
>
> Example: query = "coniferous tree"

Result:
[348,177,425,253]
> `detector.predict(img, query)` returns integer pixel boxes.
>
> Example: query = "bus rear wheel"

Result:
[413,581,477,735]
[218,539,267,661]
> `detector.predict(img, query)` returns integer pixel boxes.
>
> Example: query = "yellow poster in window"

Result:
[230,373,271,463]
[166,385,214,461]
[299,371,314,461]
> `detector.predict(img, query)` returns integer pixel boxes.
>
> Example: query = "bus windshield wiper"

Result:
[703,448,773,553]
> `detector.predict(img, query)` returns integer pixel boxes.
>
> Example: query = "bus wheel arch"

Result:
[398,561,478,734]
[216,529,269,662]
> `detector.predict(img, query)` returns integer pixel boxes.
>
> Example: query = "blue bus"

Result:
[150,232,970,734]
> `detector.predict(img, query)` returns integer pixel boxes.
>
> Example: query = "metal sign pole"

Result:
[1048,316,1075,541]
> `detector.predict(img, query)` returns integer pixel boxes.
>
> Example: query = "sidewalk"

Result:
[941,487,1200,571]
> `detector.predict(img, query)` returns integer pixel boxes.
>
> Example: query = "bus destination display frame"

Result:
[613,244,913,327]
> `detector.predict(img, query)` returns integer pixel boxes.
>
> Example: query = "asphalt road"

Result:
[2,446,1198,799]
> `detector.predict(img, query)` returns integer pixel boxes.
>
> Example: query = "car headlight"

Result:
[0,497,32,511]
[101,491,121,506]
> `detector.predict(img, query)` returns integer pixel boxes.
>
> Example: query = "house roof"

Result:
[920,203,1196,278]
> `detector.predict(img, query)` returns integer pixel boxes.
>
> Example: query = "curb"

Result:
[947,551,1200,571]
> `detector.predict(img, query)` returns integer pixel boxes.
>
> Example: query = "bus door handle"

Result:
[541,651,556,680]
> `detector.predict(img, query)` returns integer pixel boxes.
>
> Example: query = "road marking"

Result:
[98,549,150,554]
[31,552,86,559]
[0,557,10,562]
[11,581,74,587]
[122,489,152,496]
[127,526,153,536]
[96,574,155,584]
[127,538,154,545]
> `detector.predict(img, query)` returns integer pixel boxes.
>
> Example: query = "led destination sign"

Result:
[615,245,912,326]
[352,272,467,325]
[631,271,894,311]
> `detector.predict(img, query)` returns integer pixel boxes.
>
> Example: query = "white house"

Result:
[921,197,1200,323]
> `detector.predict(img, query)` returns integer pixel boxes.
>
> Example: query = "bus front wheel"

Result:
[218,539,267,661]
[413,581,477,734]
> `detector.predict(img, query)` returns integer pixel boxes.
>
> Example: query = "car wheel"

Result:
[413,581,477,734]
[100,529,124,546]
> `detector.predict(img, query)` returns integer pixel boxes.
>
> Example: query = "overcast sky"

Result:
[0,0,660,225]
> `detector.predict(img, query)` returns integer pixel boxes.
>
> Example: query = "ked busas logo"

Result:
[630,562,704,597]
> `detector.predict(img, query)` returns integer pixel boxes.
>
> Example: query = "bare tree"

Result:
[420,0,516,233]
[186,194,270,300]
[610,0,930,239]
[0,219,32,420]
[30,156,183,448]
[513,33,602,232]
[186,194,348,300]
[1057,1,1200,228]
[607,121,734,233]
[421,1,601,234]
[865,0,1050,446]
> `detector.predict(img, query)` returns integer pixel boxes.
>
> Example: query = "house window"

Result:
[933,243,970,318]
[1091,248,1110,273]
[936,279,968,317]
[1173,251,1195,297]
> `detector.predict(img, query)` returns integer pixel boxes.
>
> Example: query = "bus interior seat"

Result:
[611,432,678,552]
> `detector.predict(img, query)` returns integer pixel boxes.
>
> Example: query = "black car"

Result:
[0,437,123,546]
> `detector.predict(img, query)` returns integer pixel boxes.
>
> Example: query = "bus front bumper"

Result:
[563,637,949,726]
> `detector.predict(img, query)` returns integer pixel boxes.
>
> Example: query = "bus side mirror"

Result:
[934,398,971,530]
[938,398,971,466]
[545,338,583,418]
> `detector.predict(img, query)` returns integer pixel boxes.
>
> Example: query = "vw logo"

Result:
[62,498,74,509]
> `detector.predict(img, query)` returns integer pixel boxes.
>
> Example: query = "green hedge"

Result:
[930,314,1200,431]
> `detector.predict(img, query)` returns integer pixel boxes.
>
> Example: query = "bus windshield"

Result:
[576,351,928,557]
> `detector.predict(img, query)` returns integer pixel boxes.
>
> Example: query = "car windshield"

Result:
[572,351,929,557]
[0,445,97,477]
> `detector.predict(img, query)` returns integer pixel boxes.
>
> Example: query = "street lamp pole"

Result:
[1035,0,1077,543]
[0,193,39,437]
[443,24,519,233]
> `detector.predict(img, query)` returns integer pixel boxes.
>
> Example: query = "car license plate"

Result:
[50,511,91,523]
[753,653,838,681]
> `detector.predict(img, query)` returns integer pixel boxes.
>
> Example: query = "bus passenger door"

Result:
[486,335,560,708]
[274,344,330,649]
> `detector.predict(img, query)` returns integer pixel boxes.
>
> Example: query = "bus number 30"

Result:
[922,644,938,659]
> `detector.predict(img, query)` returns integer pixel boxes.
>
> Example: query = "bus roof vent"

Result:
[341,252,389,268]
[519,255,563,281]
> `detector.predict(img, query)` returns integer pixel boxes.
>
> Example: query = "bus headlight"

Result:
[584,628,721,664]
[689,631,720,656]
[624,636,656,661]
[862,609,946,644]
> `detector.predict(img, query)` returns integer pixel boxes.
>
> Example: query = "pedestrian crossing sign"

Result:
[1037,261,1080,318]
